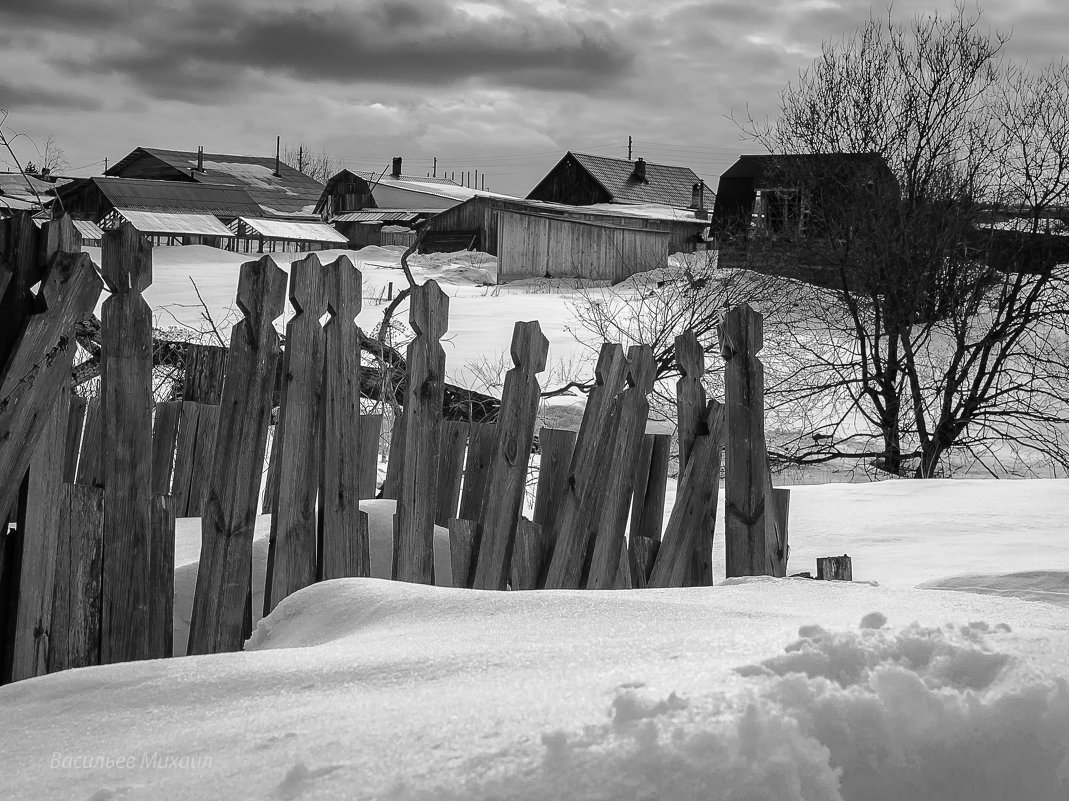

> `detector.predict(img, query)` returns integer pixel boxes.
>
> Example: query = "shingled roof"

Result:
[57,177,263,217]
[567,152,702,207]
[106,147,325,217]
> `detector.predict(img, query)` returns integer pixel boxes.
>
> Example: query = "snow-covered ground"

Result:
[2,480,1068,800]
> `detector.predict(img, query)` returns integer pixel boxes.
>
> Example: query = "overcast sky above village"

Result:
[0,0,1066,195]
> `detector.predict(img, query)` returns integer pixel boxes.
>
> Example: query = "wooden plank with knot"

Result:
[471,321,548,590]
[586,345,655,590]
[49,483,104,673]
[319,255,369,581]
[392,280,448,585]
[189,256,286,654]
[531,427,576,584]
[99,222,154,665]
[264,254,330,614]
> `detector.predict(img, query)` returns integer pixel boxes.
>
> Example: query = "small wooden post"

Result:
[457,422,495,522]
[264,253,330,614]
[10,383,69,680]
[720,303,775,578]
[817,555,852,581]
[392,280,448,585]
[448,518,476,589]
[472,321,548,590]
[509,518,542,590]
[434,420,468,527]
[319,255,369,580]
[188,256,286,654]
[586,345,654,590]
[543,343,628,589]
[99,223,154,665]
[49,483,104,672]
[531,427,577,569]
[648,401,726,588]
[149,494,175,659]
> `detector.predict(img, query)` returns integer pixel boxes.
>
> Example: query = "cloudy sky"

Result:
[1,0,1065,195]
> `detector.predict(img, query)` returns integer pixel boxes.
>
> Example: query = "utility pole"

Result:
[433,157,437,177]
[628,136,632,160]
[298,145,304,173]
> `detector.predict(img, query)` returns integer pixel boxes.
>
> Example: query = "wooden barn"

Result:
[55,177,263,225]
[527,152,708,209]
[421,196,709,283]
[105,147,325,217]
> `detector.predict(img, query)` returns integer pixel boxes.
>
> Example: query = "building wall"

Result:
[527,158,611,205]
[496,210,671,283]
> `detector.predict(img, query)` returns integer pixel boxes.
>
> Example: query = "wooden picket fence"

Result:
[0,211,788,684]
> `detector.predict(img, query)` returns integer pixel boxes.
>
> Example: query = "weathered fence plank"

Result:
[509,518,543,590]
[150,401,182,496]
[75,397,103,487]
[457,422,495,522]
[185,404,220,517]
[434,420,468,527]
[149,494,175,659]
[62,393,87,483]
[531,427,576,582]
[472,321,548,590]
[358,413,383,499]
[49,483,104,672]
[100,223,154,664]
[628,535,660,589]
[542,343,628,589]
[586,345,654,590]
[817,555,852,581]
[189,256,286,654]
[264,254,330,614]
[0,249,101,521]
[630,433,671,542]
[0,213,43,374]
[10,383,69,680]
[720,304,781,578]
[393,280,448,585]
[676,330,712,585]
[261,420,281,514]
[448,518,476,589]
[380,409,405,500]
[319,255,369,580]
[182,343,228,404]
[647,400,725,588]
[170,401,202,513]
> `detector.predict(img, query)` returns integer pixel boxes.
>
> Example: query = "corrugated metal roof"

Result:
[109,148,325,217]
[570,153,702,208]
[114,209,236,237]
[0,172,55,200]
[70,177,263,216]
[73,219,104,241]
[237,217,349,243]
[0,195,38,211]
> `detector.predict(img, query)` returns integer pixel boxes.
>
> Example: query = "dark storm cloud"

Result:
[0,0,126,29]
[0,78,102,113]
[49,0,635,100]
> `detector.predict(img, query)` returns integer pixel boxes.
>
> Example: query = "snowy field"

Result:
[3,245,1066,799]
[2,480,1068,800]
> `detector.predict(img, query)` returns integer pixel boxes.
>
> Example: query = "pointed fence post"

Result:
[648,401,726,588]
[189,256,286,654]
[675,329,712,585]
[392,280,448,585]
[471,321,548,590]
[264,254,329,614]
[319,255,369,580]
[720,304,779,578]
[99,223,154,664]
[542,343,628,589]
[586,345,655,590]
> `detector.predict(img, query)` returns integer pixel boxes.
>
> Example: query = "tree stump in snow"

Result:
[817,555,852,581]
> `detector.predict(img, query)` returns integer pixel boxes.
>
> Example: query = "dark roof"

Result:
[106,147,324,216]
[314,169,375,215]
[569,152,702,207]
[0,172,55,201]
[59,177,263,216]
[719,153,890,181]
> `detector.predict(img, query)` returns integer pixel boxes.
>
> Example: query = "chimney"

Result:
[392,156,402,178]
[631,157,647,182]
[273,136,281,178]
[691,181,709,219]
[197,146,204,172]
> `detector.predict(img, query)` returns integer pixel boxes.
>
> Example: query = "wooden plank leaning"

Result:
[392,280,448,585]
[99,223,154,665]
[647,400,726,588]
[542,343,628,589]
[319,255,369,581]
[189,256,286,654]
[471,321,548,590]
[586,345,655,590]
[264,253,329,614]
[676,329,712,585]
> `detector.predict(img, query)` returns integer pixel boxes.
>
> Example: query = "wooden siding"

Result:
[527,155,611,206]
[496,210,671,283]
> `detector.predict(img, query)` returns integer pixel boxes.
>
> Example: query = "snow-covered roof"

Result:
[113,209,236,237]
[236,217,349,244]
[72,219,104,241]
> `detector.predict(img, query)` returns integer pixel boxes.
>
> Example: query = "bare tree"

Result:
[281,142,340,182]
[733,4,1069,477]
